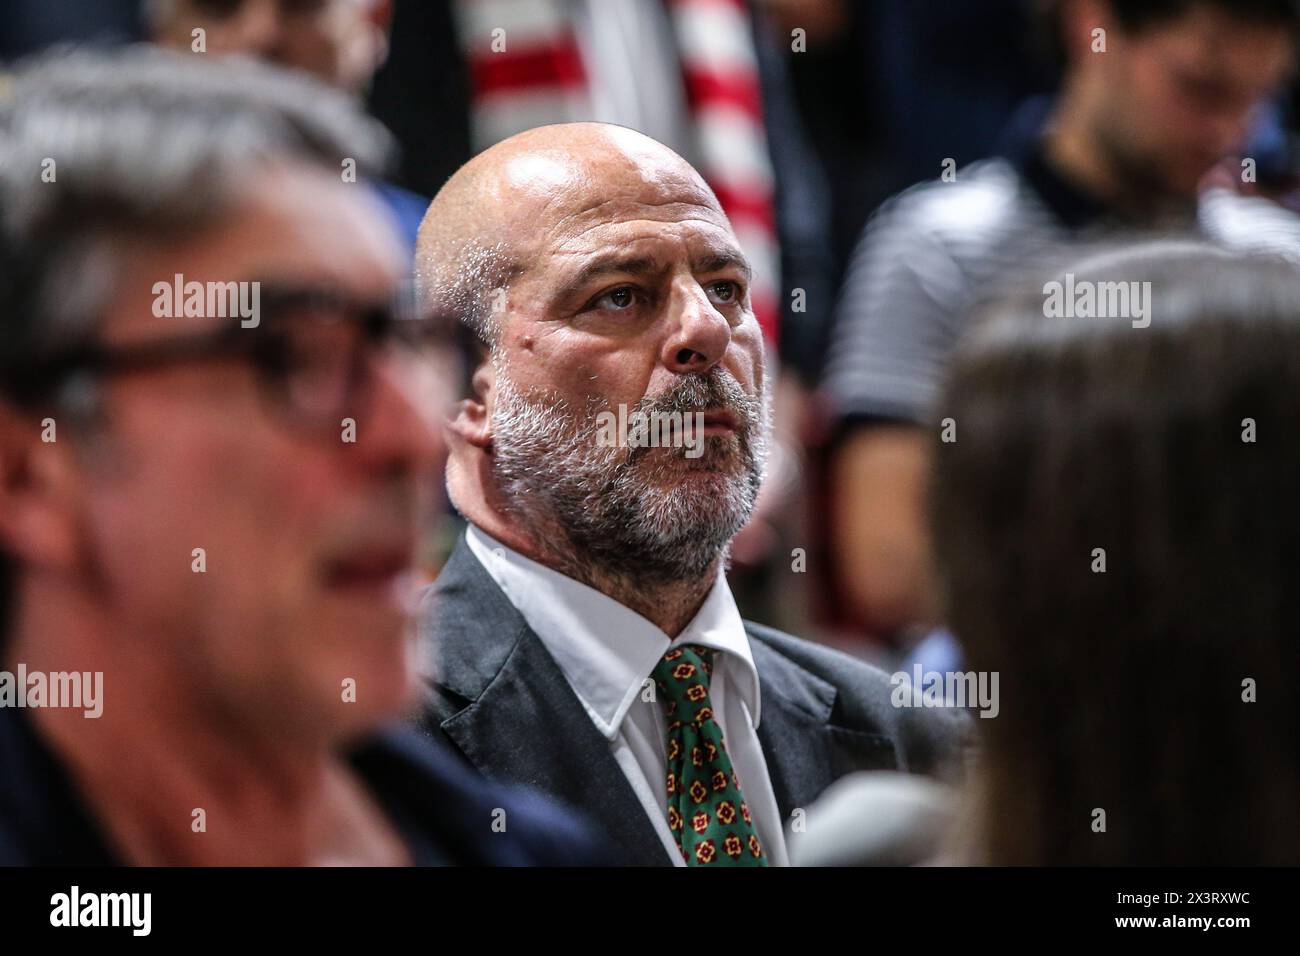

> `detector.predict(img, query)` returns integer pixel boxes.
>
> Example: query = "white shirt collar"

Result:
[464,523,762,739]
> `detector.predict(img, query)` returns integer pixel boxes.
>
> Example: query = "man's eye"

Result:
[594,287,638,310]
[707,281,740,304]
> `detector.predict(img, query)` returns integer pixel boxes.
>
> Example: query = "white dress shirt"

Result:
[465,524,790,866]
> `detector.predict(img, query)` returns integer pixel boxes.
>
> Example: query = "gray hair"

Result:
[0,43,394,401]
[414,233,520,346]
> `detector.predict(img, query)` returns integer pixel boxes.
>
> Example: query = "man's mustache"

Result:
[598,368,764,466]
[635,369,759,430]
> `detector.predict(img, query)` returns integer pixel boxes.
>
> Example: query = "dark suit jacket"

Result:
[0,702,598,866]
[417,536,972,866]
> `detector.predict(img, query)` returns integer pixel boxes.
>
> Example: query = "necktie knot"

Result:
[652,644,716,726]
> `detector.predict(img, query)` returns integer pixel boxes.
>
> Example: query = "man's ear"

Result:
[0,404,84,575]
[448,360,495,450]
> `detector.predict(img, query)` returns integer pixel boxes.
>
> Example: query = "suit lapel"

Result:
[425,538,672,866]
[749,635,839,818]
[750,631,902,818]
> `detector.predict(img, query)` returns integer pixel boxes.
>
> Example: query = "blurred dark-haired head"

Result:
[145,0,394,96]
[1039,0,1297,199]
[932,242,1300,864]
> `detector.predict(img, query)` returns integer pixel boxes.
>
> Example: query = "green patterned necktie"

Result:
[652,644,768,866]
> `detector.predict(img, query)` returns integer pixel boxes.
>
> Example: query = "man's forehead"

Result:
[495,138,724,237]
[543,211,749,276]
[105,169,404,338]
[550,192,733,244]
[538,162,732,256]
[223,168,404,286]
[498,124,706,193]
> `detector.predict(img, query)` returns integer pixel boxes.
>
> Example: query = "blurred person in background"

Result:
[930,243,1300,864]
[822,0,1299,659]
[761,0,1054,658]
[145,0,429,251]
[142,0,457,574]
[786,768,955,866]
[0,46,594,865]
[765,0,1054,281]
[415,121,969,866]
[146,0,392,93]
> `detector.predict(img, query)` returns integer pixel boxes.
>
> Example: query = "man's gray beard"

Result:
[489,363,770,586]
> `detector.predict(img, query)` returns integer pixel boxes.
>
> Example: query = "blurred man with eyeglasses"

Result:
[0,46,595,865]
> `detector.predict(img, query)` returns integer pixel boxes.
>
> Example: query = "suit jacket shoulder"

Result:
[744,622,972,782]
[417,539,672,862]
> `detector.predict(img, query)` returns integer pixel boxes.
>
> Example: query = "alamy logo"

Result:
[152,273,260,328]
[890,665,999,718]
[596,405,706,459]
[50,886,151,936]
[1043,273,1151,328]
[0,664,102,718]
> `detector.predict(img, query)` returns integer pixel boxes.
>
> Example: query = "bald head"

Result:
[415,122,732,342]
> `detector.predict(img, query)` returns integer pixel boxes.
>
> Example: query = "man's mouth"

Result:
[322,547,414,592]
[696,408,739,436]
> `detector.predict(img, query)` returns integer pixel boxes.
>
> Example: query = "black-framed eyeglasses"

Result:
[2,284,471,429]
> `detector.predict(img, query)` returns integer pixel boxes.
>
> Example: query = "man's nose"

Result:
[661,281,733,375]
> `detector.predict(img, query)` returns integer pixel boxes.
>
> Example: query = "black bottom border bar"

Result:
[1,865,1293,942]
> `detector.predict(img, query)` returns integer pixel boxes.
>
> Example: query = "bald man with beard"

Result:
[414,122,969,867]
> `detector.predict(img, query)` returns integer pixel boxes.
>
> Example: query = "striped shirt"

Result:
[824,148,1300,426]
